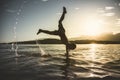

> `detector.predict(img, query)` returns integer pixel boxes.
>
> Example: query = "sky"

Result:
[1,0,120,43]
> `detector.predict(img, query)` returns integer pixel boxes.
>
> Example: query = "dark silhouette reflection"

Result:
[64,47,70,80]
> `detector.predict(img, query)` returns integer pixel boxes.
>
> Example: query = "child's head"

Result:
[67,43,76,50]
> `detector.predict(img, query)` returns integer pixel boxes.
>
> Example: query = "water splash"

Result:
[12,0,27,57]
[11,43,14,51]
[12,26,19,57]
[36,36,46,56]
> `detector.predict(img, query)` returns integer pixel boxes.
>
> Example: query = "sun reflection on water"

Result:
[86,44,98,77]
[89,44,97,77]
[90,44,98,62]
[85,44,97,62]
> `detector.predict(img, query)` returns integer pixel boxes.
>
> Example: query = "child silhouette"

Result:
[37,7,76,51]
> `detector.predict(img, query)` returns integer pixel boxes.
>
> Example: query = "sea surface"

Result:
[0,44,120,80]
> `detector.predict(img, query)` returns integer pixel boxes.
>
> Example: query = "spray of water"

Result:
[12,23,19,57]
[36,36,46,56]
[12,0,46,57]
[12,0,27,57]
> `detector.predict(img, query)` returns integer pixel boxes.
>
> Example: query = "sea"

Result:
[0,44,120,80]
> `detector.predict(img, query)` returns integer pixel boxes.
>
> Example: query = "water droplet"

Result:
[24,1,27,3]
[16,18,19,20]
[15,22,18,24]
[14,35,16,38]
[11,43,14,50]
[19,9,21,12]
[14,27,16,29]
[119,3,120,6]
[17,12,20,15]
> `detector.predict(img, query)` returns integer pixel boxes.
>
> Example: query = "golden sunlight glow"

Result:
[84,44,97,62]
[67,14,106,38]
[83,16,104,36]
[90,44,96,62]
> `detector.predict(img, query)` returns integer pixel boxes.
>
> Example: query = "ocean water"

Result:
[0,44,120,80]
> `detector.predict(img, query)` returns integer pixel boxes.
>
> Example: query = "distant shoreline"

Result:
[1,39,120,44]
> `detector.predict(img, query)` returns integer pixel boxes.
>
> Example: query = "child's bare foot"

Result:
[63,7,67,13]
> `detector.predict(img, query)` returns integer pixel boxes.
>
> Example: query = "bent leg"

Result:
[37,29,59,35]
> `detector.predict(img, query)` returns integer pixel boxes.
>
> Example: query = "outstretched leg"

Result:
[58,7,67,27]
[37,29,59,35]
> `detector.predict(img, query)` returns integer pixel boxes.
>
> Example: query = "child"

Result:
[37,7,76,51]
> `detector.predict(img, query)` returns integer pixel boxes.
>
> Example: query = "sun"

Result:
[83,17,104,36]
[67,15,105,38]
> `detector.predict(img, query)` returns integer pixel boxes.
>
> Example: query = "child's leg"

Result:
[58,7,67,31]
[59,7,67,24]
[37,29,59,35]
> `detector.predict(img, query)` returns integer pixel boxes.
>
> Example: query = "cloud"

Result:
[104,13,115,16]
[97,8,105,13]
[75,7,79,10]
[105,6,114,10]
[6,9,16,13]
[97,8,115,17]
[116,19,120,26]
